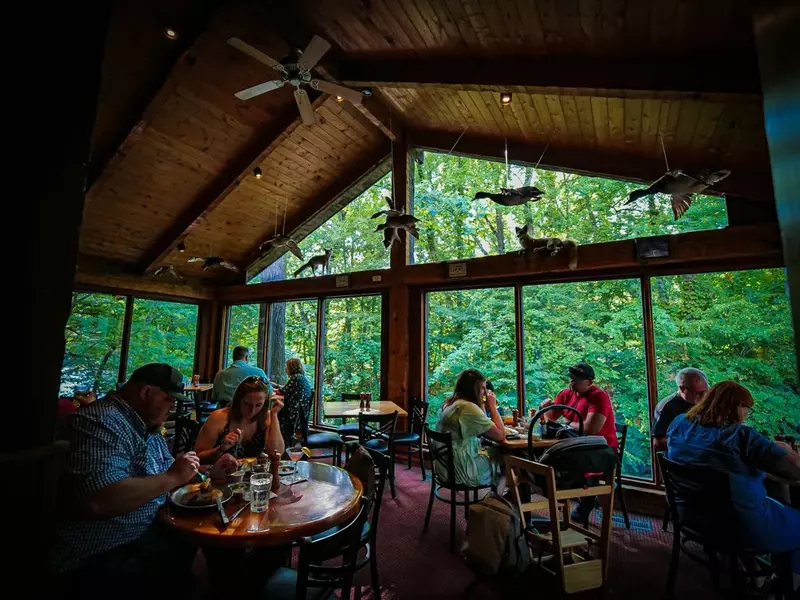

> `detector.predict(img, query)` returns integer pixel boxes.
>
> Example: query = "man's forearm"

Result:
[87,472,178,519]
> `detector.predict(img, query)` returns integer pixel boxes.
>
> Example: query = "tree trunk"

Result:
[494,207,505,253]
[92,345,117,392]
[260,256,287,383]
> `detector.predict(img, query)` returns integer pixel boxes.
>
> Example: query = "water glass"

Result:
[250,472,272,513]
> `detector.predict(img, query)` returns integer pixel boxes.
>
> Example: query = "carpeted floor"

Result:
[344,463,718,599]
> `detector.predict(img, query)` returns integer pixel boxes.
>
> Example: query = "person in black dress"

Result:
[277,358,313,447]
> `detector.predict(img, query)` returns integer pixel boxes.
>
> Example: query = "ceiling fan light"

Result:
[164,27,178,40]
[254,167,263,179]
[500,92,512,105]
[335,95,344,103]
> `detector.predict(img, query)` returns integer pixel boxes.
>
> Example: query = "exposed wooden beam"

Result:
[133,92,326,274]
[339,55,762,96]
[243,140,392,280]
[86,2,222,199]
[341,91,402,141]
[407,129,774,203]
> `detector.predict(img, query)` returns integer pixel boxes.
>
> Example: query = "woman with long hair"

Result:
[667,381,800,576]
[434,368,505,486]
[195,376,285,464]
[277,357,312,446]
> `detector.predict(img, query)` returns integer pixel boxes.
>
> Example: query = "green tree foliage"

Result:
[127,299,198,380]
[60,292,126,396]
[226,304,261,368]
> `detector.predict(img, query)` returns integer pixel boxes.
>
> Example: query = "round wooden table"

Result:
[160,461,363,549]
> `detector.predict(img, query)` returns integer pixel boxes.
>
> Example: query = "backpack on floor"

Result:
[537,436,617,489]
[462,493,531,576]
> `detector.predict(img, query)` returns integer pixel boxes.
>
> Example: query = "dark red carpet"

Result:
[345,464,715,599]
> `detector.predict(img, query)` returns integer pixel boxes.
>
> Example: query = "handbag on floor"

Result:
[462,493,531,576]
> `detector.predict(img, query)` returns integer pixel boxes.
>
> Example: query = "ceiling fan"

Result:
[227,35,364,126]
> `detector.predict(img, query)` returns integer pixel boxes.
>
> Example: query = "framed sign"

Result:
[335,275,350,288]
[635,236,670,260]
[447,262,467,278]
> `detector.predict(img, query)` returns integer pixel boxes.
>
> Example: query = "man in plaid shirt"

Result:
[55,364,200,597]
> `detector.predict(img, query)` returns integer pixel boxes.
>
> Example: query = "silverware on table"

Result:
[215,493,230,526]
[228,502,250,523]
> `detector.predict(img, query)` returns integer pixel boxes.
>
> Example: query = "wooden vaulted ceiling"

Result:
[79,0,772,289]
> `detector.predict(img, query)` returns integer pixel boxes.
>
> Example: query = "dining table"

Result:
[160,460,363,593]
[323,400,408,418]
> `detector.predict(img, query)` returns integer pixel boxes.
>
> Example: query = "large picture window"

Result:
[523,279,651,479]
[266,299,318,399]
[226,303,264,368]
[412,151,727,265]
[652,268,798,438]
[321,295,383,425]
[60,292,127,396]
[426,288,518,427]
[127,299,198,378]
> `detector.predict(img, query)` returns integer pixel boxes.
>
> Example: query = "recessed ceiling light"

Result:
[254,167,263,179]
[164,27,178,40]
[500,92,512,105]
[335,95,344,103]
[177,241,186,253]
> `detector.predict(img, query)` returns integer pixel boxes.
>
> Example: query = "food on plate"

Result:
[182,484,223,507]
[229,482,248,497]
[200,478,211,493]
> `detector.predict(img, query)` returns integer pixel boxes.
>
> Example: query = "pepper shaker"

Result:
[270,451,281,492]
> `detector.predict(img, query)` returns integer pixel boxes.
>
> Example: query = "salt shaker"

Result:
[359,392,366,412]
[365,392,371,410]
[512,409,519,427]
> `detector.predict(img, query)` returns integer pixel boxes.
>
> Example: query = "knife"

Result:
[215,493,229,526]
[228,502,250,523]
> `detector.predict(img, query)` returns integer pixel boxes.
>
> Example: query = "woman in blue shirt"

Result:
[667,381,800,574]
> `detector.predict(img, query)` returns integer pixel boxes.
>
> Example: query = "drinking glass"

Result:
[287,443,304,484]
[250,472,272,512]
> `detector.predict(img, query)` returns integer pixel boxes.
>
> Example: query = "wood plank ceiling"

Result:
[79,0,771,288]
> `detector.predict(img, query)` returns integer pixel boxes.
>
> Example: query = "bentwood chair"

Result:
[658,453,794,599]
[264,497,370,600]
[336,392,364,440]
[299,396,344,467]
[359,411,399,498]
[615,423,631,529]
[423,427,494,553]
[172,417,201,457]
[393,397,429,481]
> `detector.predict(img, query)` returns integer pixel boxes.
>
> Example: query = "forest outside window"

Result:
[265,299,318,408]
[426,288,518,427]
[60,292,126,396]
[321,295,383,426]
[411,151,727,265]
[127,299,198,379]
[226,304,264,368]
[652,268,798,439]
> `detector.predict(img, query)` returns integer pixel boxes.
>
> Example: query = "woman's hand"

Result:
[220,428,242,451]
[270,397,284,415]
[485,390,498,412]
[209,453,239,480]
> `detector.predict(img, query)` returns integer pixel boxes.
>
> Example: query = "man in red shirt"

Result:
[540,361,619,524]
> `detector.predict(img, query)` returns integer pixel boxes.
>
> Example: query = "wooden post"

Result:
[117,296,135,384]
[753,1,800,375]
[20,4,110,452]
[640,276,659,483]
[387,132,411,417]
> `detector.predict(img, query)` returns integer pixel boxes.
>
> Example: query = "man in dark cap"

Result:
[55,363,200,597]
[540,361,619,525]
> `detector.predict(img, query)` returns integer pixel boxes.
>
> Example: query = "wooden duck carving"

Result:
[259,235,303,260]
[624,169,731,219]
[152,265,184,282]
[473,186,545,207]
[187,256,239,272]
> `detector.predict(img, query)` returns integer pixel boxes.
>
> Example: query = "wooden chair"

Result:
[299,401,343,467]
[336,392,363,440]
[264,497,369,600]
[505,454,616,594]
[423,427,494,553]
[171,417,201,457]
[393,396,429,481]
[359,411,399,498]
[615,423,631,529]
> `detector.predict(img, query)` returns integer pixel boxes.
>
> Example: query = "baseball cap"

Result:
[129,363,188,403]
[568,361,595,381]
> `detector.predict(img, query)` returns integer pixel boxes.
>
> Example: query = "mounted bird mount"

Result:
[152,265,184,282]
[187,256,239,272]
[623,169,731,220]
[259,235,303,260]
[473,186,545,207]
[371,195,421,249]
[228,36,366,126]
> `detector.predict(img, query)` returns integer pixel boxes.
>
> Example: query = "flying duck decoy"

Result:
[472,186,545,207]
[624,169,731,220]
[152,265,184,282]
[370,195,403,220]
[258,235,304,260]
[375,214,420,240]
[187,256,239,272]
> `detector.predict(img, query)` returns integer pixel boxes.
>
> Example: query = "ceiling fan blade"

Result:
[294,89,317,126]
[234,80,284,100]
[227,37,287,74]
[312,80,363,105]
[297,35,331,71]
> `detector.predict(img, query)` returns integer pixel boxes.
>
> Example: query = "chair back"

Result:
[408,396,429,436]
[657,453,741,545]
[172,417,201,457]
[298,399,311,445]
[341,392,362,402]
[527,404,585,459]
[296,496,370,600]
[345,445,390,542]
[424,426,455,486]
[615,423,628,464]
[358,411,398,451]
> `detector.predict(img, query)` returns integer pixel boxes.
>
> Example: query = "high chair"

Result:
[505,454,616,594]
